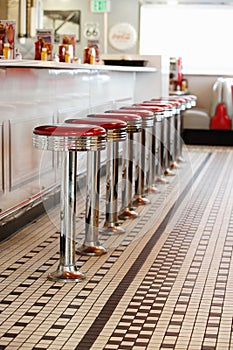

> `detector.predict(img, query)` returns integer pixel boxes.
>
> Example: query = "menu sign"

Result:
[36,29,54,61]
[0,20,16,59]
[59,34,76,58]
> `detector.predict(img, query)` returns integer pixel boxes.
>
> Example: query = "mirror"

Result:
[43,10,81,42]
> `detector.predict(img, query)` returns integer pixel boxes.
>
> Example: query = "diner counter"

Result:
[0,59,157,72]
[0,56,168,241]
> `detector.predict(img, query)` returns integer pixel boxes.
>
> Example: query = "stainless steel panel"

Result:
[9,115,54,190]
[0,63,160,237]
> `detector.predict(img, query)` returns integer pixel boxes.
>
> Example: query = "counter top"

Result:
[0,59,157,73]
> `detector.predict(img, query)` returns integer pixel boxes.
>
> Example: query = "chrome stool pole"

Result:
[169,95,192,163]
[140,102,175,177]
[125,106,165,192]
[121,107,154,205]
[152,99,182,169]
[170,97,186,163]
[133,104,167,185]
[176,100,185,163]
[105,110,143,219]
[149,108,165,189]
[170,101,181,169]
[87,114,127,234]
[32,124,106,282]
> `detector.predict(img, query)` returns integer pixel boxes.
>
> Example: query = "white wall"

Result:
[43,0,140,57]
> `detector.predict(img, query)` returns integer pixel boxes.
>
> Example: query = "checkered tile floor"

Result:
[1,146,233,350]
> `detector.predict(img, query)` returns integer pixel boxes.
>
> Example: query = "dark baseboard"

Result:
[0,192,60,243]
[0,164,107,243]
[182,129,233,146]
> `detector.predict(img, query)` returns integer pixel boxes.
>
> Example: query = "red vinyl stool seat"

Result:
[65,118,127,251]
[210,103,231,130]
[33,124,106,282]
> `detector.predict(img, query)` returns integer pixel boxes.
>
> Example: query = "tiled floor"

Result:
[1,145,233,350]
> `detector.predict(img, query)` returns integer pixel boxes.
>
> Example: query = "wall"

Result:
[43,0,139,57]
[2,0,140,59]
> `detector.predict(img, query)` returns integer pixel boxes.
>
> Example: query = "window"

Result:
[139,4,233,73]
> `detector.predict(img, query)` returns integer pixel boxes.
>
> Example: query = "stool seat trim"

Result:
[124,106,164,122]
[108,110,154,128]
[32,124,106,151]
[161,98,183,112]
[91,112,151,130]
[170,95,191,109]
[136,103,173,118]
[167,97,186,110]
[65,118,128,141]
[151,99,181,114]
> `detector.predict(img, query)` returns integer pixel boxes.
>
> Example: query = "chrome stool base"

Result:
[77,244,107,256]
[171,161,180,169]
[48,266,86,283]
[146,185,159,194]
[164,168,176,176]
[118,207,139,220]
[177,156,186,163]
[156,176,169,184]
[133,195,150,206]
[102,222,126,235]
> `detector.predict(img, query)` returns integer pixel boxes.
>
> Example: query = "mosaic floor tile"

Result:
[1,146,233,349]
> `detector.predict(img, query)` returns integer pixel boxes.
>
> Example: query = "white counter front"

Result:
[0,58,167,240]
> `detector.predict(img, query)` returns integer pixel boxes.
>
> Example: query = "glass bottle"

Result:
[41,47,47,61]
[89,47,96,64]
[3,43,10,60]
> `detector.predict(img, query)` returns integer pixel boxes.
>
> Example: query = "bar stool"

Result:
[180,96,193,109]
[32,123,106,281]
[137,102,175,177]
[113,108,158,195]
[104,111,143,219]
[160,97,185,166]
[143,100,178,172]
[108,110,154,206]
[170,95,192,109]
[132,104,168,184]
[120,106,165,191]
[187,94,197,107]
[167,96,188,163]
[87,113,127,234]
[88,113,142,222]
[65,118,127,254]
[151,98,182,169]
[106,108,154,212]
